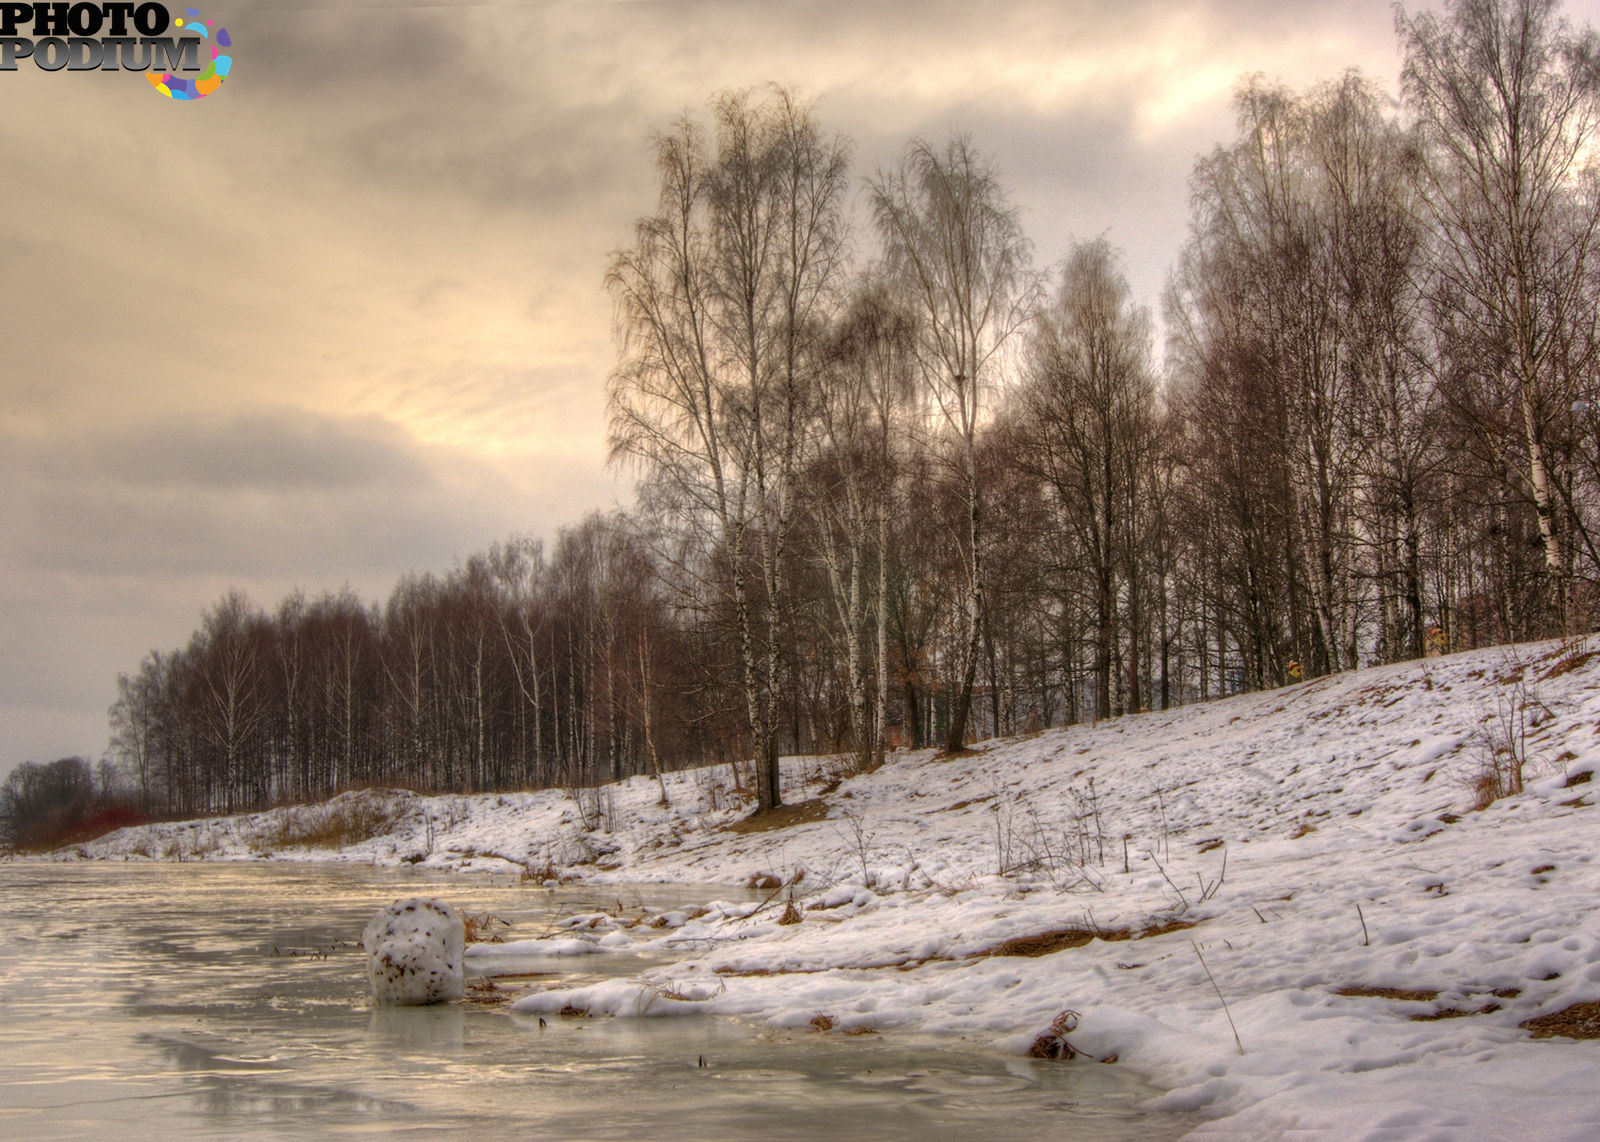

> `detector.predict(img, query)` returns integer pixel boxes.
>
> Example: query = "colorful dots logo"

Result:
[147,6,230,100]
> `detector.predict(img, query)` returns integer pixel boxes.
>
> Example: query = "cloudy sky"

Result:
[2,0,1544,778]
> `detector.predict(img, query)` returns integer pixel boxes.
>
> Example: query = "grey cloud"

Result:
[78,411,434,493]
[4,412,519,578]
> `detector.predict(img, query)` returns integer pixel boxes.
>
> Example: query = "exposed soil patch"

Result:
[726,799,830,834]
[1521,1001,1600,1040]
[1334,985,1439,1002]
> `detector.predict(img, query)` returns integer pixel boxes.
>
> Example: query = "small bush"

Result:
[1469,650,1550,808]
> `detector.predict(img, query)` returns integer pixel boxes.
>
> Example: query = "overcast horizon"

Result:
[6,0,1576,780]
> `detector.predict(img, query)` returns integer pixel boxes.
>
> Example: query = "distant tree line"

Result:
[95,0,1600,817]
[0,756,143,850]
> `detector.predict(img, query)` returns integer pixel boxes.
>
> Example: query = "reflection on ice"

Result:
[368,1003,465,1050]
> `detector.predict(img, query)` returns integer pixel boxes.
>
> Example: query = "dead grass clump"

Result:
[1539,650,1594,681]
[1334,985,1440,1002]
[1520,1001,1600,1040]
[464,912,510,944]
[1131,918,1199,940]
[726,800,829,834]
[809,1014,836,1032]
[463,978,510,1006]
[746,873,782,890]
[777,901,803,925]
[983,918,1196,958]
[1026,1010,1114,1062]
[262,791,406,851]
[521,857,560,883]
[1410,1003,1500,1021]
[988,929,1096,957]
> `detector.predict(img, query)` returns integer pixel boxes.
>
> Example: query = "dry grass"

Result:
[462,978,512,1007]
[1539,650,1594,681]
[987,929,1096,957]
[982,918,1196,958]
[1334,985,1440,1002]
[463,912,510,944]
[1520,1001,1600,1040]
[1027,1009,1094,1060]
[259,791,407,851]
[1334,985,1520,1021]
[726,799,830,834]
[1410,1003,1500,1021]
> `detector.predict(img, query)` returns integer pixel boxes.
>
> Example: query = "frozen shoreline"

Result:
[56,637,1600,1139]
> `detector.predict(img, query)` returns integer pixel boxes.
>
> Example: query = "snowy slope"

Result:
[64,637,1600,1138]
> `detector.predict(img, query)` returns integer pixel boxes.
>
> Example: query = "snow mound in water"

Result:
[363,897,464,1005]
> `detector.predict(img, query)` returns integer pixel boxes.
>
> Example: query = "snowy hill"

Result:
[64,637,1600,1138]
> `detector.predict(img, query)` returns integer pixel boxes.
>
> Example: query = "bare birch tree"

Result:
[810,282,917,769]
[870,135,1034,752]
[1019,238,1160,720]
[607,87,850,810]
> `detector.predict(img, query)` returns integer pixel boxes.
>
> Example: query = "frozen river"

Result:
[0,862,1194,1139]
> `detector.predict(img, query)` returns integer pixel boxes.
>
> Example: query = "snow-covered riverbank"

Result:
[58,637,1600,1138]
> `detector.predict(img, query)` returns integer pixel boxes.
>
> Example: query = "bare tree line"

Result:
[91,0,1600,819]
